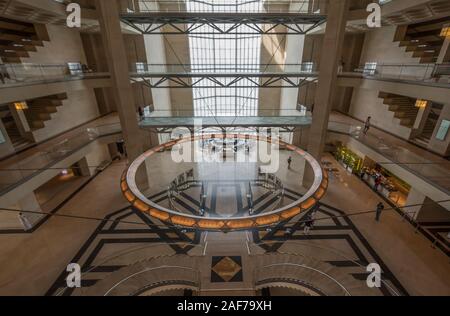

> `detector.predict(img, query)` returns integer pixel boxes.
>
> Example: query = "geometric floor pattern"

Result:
[46,187,408,296]
[46,192,201,296]
[252,189,409,296]
[211,256,243,283]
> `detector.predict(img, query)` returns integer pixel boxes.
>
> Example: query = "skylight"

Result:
[187,0,262,117]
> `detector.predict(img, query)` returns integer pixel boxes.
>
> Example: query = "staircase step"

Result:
[30,99,63,107]
[30,121,45,129]
[400,119,414,127]
[388,104,416,109]
[2,56,21,63]
[413,50,437,58]
[420,56,436,63]
[394,112,418,119]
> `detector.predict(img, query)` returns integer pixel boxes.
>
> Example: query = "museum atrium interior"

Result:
[0,0,449,296]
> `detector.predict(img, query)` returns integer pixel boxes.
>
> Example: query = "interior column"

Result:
[304,0,349,185]
[95,0,148,186]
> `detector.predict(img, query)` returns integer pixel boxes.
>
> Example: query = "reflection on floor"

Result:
[0,172,93,234]
[46,200,202,296]
[46,184,407,296]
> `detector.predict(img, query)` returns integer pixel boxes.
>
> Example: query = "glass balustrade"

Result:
[128,0,325,14]
[0,123,121,195]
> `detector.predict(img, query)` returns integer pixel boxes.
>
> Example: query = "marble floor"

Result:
[0,148,449,296]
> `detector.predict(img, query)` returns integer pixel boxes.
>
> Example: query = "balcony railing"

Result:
[53,242,205,296]
[131,63,318,75]
[328,120,450,195]
[128,0,325,14]
[3,63,449,88]
[0,122,122,197]
[0,63,108,87]
[248,240,402,296]
[354,63,450,83]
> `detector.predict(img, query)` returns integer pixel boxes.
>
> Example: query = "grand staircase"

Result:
[0,17,49,63]
[253,253,380,296]
[394,17,447,64]
[77,251,396,296]
[379,92,419,128]
[81,255,201,296]
[23,93,67,131]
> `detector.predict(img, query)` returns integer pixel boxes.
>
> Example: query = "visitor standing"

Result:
[363,116,372,135]
[287,156,292,169]
[375,202,385,222]
[138,106,144,120]
[374,175,382,192]
[304,216,314,235]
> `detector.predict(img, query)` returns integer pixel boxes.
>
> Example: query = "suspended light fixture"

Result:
[415,99,428,109]
[14,101,28,110]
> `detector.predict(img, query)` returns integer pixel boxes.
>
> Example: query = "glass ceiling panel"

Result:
[187,0,262,117]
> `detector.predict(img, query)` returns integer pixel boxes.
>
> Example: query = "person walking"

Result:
[374,175,382,192]
[304,216,314,235]
[138,106,144,120]
[375,202,385,222]
[287,156,292,170]
[363,116,372,135]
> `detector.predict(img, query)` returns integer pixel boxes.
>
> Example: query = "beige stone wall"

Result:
[348,26,423,140]
[32,89,100,142]
[24,25,101,143]
[359,26,420,67]
[165,36,193,112]
[349,88,412,140]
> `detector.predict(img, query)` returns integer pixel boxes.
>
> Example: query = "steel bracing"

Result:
[130,72,318,88]
[120,12,326,35]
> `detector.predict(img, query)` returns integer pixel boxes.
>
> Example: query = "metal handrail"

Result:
[248,240,401,296]
[103,265,201,296]
[327,123,450,195]
[0,123,122,197]
[254,262,351,296]
[399,208,449,254]
[129,0,323,14]
[55,241,206,296]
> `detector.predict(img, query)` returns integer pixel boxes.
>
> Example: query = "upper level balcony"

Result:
[0,63,109,88]
[1,62,448,90]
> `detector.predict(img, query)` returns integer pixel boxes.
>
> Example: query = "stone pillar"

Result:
[8,104,31,135]
[280,2,306,113]
[96,0,148,186]
[304,0,349,184]
[411,101,432,139]
[437,37,450,64]
[140,1,172,114]
[292,127,309,150]
[403,187,427,220]
[76,157,92,177]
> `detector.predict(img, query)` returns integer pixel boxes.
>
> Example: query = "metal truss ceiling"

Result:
[121,12,327,35]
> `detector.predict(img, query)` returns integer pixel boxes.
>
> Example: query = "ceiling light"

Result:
[441,25,450,38]
[415,99,428,109]
[14,102,28,110]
